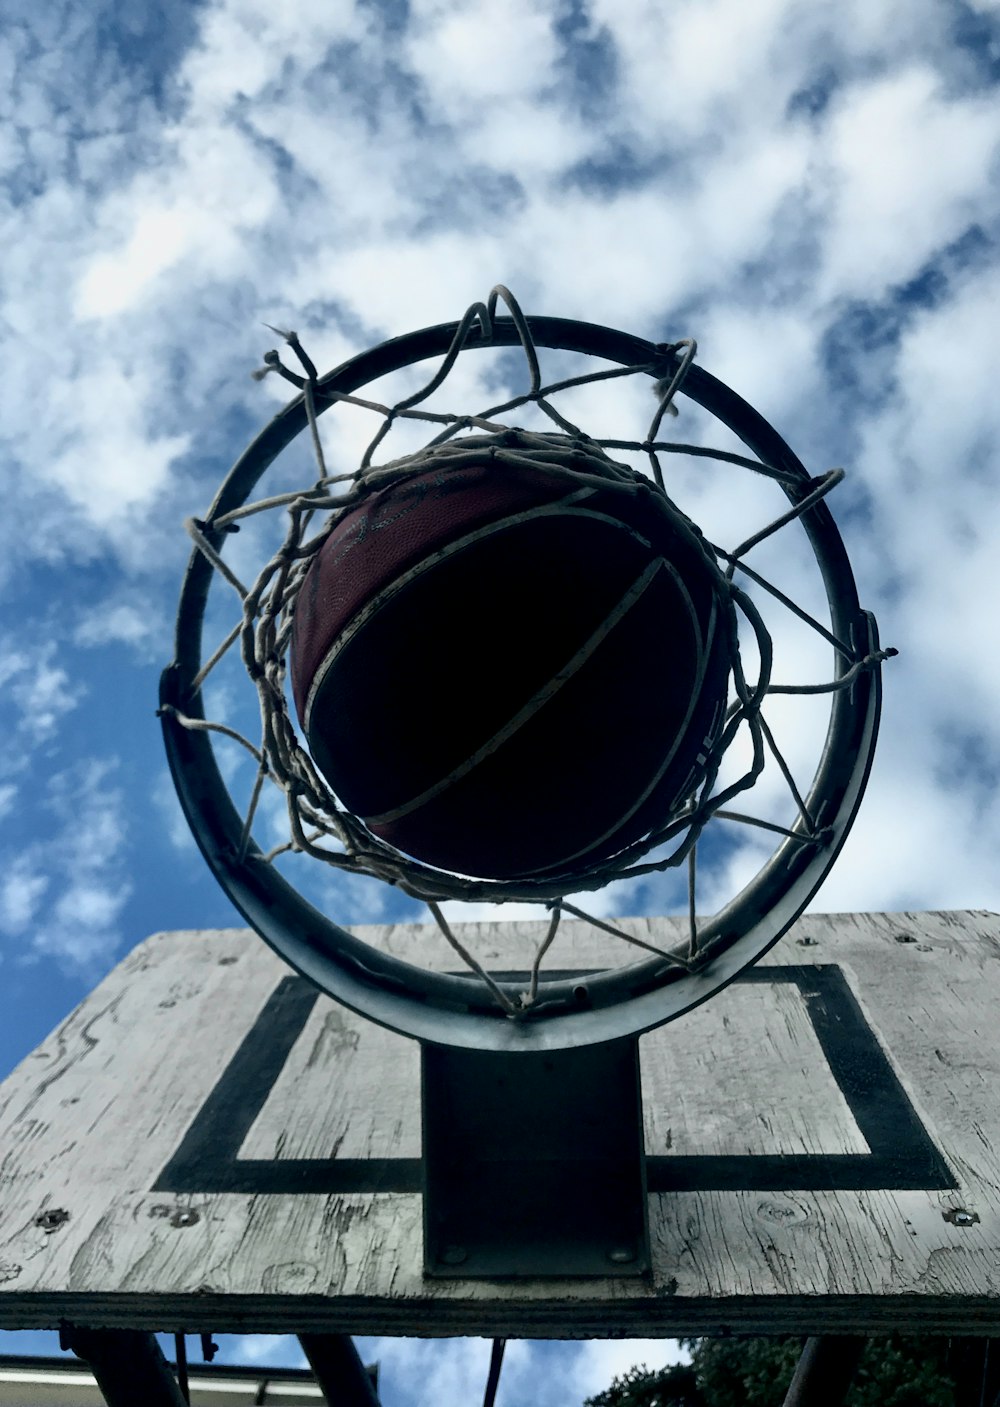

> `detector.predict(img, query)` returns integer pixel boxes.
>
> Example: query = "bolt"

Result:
[943,1208,979,1227]
[34,1209,70,1234]
[170,1208,201,1229]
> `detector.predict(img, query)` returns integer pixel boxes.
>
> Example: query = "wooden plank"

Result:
[0,911,998,1336]
[645,980,868,1157]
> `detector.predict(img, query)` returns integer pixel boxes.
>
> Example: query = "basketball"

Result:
[289,432,731,880]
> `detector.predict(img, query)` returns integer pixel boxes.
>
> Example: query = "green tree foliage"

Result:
[583,1361,704,1407]
[585,1336,958,1407]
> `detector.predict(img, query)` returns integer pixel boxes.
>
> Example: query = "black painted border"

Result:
[153,966,956,1195]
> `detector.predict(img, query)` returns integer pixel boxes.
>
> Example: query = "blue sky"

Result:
[2,0,1000,1402]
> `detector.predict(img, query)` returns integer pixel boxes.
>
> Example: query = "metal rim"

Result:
[161,313,883,1052]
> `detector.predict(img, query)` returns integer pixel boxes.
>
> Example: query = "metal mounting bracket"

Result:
[422,1038,650,1278]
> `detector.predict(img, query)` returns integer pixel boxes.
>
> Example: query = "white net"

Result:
[163,288,893,1010]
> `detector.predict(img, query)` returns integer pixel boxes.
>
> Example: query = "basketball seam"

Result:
[514,586,721,875]
[300,495,651,733]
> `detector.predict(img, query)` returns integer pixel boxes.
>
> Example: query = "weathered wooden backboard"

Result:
[1,911,998,1337]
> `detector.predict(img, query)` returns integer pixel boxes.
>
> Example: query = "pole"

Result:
[61,1326,188,1407]
[782,1337,865,1407]
[299,1334,381,1406]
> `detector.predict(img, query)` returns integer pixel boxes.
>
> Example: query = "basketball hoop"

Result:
[161,287,893,1052]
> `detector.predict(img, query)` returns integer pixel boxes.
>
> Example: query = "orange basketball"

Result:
[290,436,730,880]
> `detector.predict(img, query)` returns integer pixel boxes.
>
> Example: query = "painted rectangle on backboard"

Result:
[0,911,996,1336]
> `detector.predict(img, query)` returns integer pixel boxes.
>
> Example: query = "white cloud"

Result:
[407,0,562,116]
[0,759,132,969]
[77,206,198,319]
[691,304,823,424]
[0,861,49,934]
[231,1334,306,1368]
[346,1336,687,1407]
[0,640,80,747]
[622,0,802,137]
[817,66,1000,300]
[53,881,124,931]
[45,368,191,524]
[177,0,369,119]
[76,121,280,321]
[469,99,594,179]
[2,0,1000,1101]
[74,597,168,659]
[3,15,1000,1407]
[570,1339,691,1400]
[352,1338,494,1407]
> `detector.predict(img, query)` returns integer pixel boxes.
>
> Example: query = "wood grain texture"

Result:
[1,910,998,1337]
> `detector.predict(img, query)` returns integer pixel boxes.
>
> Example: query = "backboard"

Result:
[1,910,998,1338]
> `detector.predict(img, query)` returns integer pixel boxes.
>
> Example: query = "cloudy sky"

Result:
[3,0,1000,1400]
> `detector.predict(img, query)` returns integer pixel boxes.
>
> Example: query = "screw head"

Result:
[439,1244,467,1266]
[607,1246,636,1264]
[943,1207,980,1227]
[34,1209,70,1234]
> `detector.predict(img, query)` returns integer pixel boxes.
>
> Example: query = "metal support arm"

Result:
[61,1326,188,1407]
